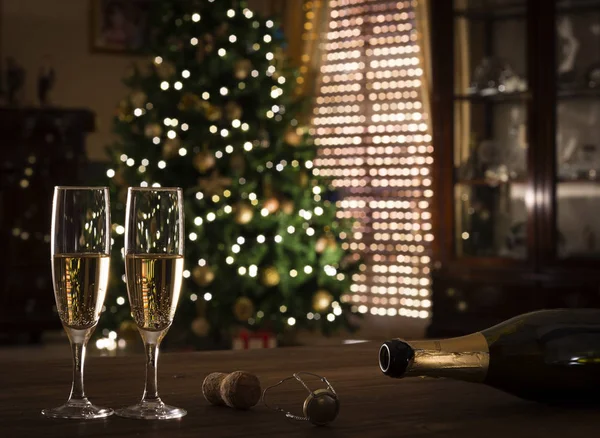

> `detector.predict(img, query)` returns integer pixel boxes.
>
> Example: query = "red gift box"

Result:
[232,329,277,350]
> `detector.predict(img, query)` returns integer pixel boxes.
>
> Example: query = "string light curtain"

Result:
[312,0,434,319]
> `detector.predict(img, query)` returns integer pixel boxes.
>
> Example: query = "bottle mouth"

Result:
[379,340,414,378]
[379,344,391,373]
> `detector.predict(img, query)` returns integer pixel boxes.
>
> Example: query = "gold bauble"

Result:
[144,123,162,138]
[280,199,294,215]
[192,266,215,287]
[327,237,338,250]
[225,102,243,120]
[130,90,147,108]
[116,99,131,121]
[298,172,309,187]
[234,59,253,80]
[119,320,139,341]
[230,153,246,174]
[204,33,214,52]
[315,236,329,254]
[285,128,302,146]
[261,266,280,287]
[191,317,210,337]
[233,297,255,322]
[312,290,333,312]
[205,105,223,122]
[196,46,206,63]
[162,138,181,158]
[179,92,202,111]
[216,22,229,37]
[156,60,176,79]
[234,203,254,225]
[193,151,216,173]
[263,197,280,214]
[118,187,128,204]
[113,168,127,186]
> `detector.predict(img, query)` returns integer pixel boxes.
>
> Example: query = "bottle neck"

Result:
[404,333,490,383]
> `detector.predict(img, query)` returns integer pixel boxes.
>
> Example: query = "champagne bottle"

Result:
[379,309,600,404]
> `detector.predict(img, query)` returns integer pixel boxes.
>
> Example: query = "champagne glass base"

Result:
[42,399,113,419]
[116,400,187,420]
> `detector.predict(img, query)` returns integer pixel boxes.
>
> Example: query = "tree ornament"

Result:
[315,236,329,254]
[261,266,280,287]
[340,253,358,270]
[205,104,223,122]
[156,60,176,79]
[234,59,252,80]
[298,172,309,187]
[316,234,337,253]
[327,237,338,251]
[130,90,147,108]
[234,202,254,225]
[215,22,229,37]
[113,168,127,186]
[163,138,181,158]
[179,92,203,111]
[116,99,132,122]
[191,316,210,337]
[118,320,138,342]
[230,153,246,174]
[196,46,206,63]
[285,127,302,146]
[263,197,280,214]
[144,123,162,138]
[233,297,255,321]
[258,129,270,148]
[199,170,232,196]
[118,187,128,204]
[312,290,333,312]
[192,265,215,286]
[225,102,243,120]
[280,199,294,215]
[193,151,216,173]
[204,34,215,52]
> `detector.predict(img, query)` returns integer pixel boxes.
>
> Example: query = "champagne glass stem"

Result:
[69,340,87,401]
[64,326,94,404]
[140,329,166,403]
[143,342,160,402]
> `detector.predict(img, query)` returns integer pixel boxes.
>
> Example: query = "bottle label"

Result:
[405,333,490,382]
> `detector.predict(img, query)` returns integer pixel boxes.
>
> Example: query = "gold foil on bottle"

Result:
[404,332,490,383]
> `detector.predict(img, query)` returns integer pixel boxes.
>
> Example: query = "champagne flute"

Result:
[42,187,113,419]
[116,187,186,420]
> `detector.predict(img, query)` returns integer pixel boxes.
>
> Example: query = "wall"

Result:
[1,0,293,161]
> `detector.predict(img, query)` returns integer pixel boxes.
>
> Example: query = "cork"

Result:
[202,372,228,406]
[220,371,262,410]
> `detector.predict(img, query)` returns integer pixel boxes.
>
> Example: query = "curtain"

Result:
[247,0,329,98]
[296,0,330,98]
[414,0,432,133]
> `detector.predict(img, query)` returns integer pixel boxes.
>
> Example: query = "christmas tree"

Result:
[100,0,359,349]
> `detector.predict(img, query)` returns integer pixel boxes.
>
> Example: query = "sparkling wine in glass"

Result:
[116,187,186,420]
[42,186,113,419]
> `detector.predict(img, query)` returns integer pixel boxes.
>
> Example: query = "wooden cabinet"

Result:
[0,108,94,341]
[428,0,600,337]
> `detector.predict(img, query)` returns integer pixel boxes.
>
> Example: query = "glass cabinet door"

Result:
[453,0,529,259]
[556,0,600,259]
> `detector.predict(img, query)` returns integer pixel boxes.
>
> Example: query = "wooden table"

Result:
[0,342,598,437]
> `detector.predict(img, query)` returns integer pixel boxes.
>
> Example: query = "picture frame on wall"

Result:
[90,0,152,54]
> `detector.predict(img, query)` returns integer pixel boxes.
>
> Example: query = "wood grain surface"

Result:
[0,342,598,437]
